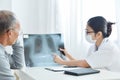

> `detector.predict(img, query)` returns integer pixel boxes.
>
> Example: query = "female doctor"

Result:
[54,16,120,72]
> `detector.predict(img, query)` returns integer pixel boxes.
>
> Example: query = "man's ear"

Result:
[7,30,12,38]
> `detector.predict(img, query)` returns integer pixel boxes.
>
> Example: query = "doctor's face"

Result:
[85,25,97,43]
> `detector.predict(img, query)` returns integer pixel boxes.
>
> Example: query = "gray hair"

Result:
[0,10,17,35]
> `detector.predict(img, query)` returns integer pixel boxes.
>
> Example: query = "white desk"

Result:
[17,67,120,80]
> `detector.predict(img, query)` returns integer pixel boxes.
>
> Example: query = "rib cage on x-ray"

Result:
[24,34,65,67]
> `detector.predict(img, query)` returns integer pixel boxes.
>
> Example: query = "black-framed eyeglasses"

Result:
[85,29,94,34]
[86,31,94,34]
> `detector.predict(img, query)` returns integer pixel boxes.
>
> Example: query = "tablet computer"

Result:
[64,68,100,76]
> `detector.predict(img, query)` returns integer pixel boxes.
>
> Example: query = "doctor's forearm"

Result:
[65,53,76,60]
[62,60,90,68]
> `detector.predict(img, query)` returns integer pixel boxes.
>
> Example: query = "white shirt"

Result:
[85,38,120,72]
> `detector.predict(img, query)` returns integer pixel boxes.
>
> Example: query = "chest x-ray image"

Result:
[23,34,65,67]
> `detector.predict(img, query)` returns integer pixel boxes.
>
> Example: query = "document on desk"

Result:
[45,66,80,72]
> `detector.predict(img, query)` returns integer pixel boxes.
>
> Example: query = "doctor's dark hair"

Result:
[87,16,115,38]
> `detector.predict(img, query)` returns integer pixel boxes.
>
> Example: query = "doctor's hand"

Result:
[59,48,68,56]
[53,54,64,64]
[59,48,75,60]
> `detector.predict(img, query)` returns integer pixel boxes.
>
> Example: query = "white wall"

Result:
[0,0,55,34]
[11,0,57,34]
[38,0,56,34]
[0,0,12,10]
[12,0,40,34]
[115,0,120,47]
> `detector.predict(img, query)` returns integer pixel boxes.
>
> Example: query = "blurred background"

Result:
[0,0,120,59]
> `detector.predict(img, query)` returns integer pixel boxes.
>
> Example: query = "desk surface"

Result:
[18,67,120,80]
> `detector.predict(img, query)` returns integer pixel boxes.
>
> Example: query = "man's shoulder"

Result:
[0,45,5,56]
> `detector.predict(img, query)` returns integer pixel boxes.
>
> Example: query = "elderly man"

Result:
[0,10,24,80]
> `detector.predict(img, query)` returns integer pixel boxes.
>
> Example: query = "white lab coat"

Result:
[85,38,120,72]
